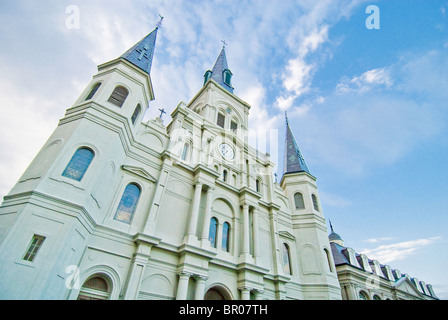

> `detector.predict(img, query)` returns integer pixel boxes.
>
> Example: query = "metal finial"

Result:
[221,40,228,48]
[329,220,334,233]
[285,111,289,125]
[156,15,164,29]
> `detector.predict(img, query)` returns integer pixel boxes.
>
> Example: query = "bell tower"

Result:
[280,113,341,300]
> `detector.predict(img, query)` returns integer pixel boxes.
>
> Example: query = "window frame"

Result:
[62,147,95,182]
[85,82,102,101]
[22,234,46,263]
[107,85,129,108]
[209,217,218,248]
[113,183,142,225]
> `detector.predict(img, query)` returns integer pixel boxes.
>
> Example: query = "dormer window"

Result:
[204,70,212,86]
[223,69,232,86]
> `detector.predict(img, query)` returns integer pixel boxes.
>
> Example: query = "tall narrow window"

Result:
[85,83,101,101]
[209,218,218,248]
[294,193,305,209]
[114,183,141,224]
[107,86,129,108]
[131,104,141,125]
[312,194,319,211]
[23,235,45,262]
[222,222,230,252]
[181,143,189,161]
[324,248,333,272]
[256,179,261,193]
[222,170,228,182]
[282,243,292,275]
[217,113,225,128]
[62,147,94,182]
[230,121,238,133]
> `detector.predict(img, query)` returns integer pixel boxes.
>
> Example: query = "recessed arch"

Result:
[204,283,233,300]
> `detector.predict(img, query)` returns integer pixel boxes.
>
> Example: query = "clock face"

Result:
[219,143,235,160]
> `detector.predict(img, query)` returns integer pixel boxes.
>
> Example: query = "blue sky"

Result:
[0,0,447,298]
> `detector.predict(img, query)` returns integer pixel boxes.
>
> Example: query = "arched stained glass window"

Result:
[108,86,129,108]
[209,217,218,248]
[131,104,141,125]
[222,222,230,252]
[114,183,141,224]
[294,193,305,209]
[359,291,368,300]
[85,83,101,101]
[62,147,94,182]
[78,276,110,300]
[283,243,292,275]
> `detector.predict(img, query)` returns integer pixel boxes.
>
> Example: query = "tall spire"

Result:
[204,44,234,93]
[120,23,160,74]
[283,112,311,175]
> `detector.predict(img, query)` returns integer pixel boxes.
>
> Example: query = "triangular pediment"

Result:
[121,165,157,183]
[279,231,296,241]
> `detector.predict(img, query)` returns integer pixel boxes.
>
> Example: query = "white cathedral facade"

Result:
[0,26,437,301]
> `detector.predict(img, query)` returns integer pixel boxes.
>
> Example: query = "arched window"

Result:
[294,192,305,209]
[373,295,381,300]
[209,218,218,248]
[78,276,110,300]
[222,222,231,252]
[255,179,261,193]
[358,291,368,300]
[181,143,190,161]
[114,183,141,224]
[62,147,94,182]
[312,194,319,211]
[131,104,141,125]
[217,113,225,128]
[85,83,101,101]
[324,248,333,272]
[108,86,129,108]
[282,243,292,275]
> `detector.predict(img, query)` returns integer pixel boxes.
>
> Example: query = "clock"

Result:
[219,143,235,160]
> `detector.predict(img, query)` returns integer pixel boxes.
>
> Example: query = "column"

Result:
[242,204,250,255]
[252,208,260,260]
[253,290,264,300]
[239,287,251,300]
[176,272,191,300]
[185,182,203,243]
[200,187,214,246]
[194,276,208,300]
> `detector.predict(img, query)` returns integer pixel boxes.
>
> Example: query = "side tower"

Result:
[0,26,160,299]
[280,113,341,299]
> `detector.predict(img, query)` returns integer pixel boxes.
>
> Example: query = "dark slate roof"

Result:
[283,112,311,175]
[120,27,158,74]
[208,46,234,94]
[330,242,350,266]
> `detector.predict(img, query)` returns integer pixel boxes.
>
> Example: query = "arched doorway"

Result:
[204,286,232,300]
[77,276,111,300]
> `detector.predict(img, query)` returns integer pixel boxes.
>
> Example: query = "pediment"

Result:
[279,231,296,241]
[121,165,157,183]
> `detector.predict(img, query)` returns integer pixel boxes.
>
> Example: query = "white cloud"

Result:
[360,237,442,264]
[337,67,393,93]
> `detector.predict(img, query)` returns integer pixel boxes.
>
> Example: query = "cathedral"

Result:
[0,25,438,301]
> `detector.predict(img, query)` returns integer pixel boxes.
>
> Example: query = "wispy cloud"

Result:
[336,67,393,93]
[360,237,442,264]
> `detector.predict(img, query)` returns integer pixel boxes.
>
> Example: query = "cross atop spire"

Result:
[283,112,311,175]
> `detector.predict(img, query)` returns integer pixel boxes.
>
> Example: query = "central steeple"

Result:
[203,45,234,94]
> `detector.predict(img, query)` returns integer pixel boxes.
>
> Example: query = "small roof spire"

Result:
[283,112,311,175]
[204,45,234,94]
